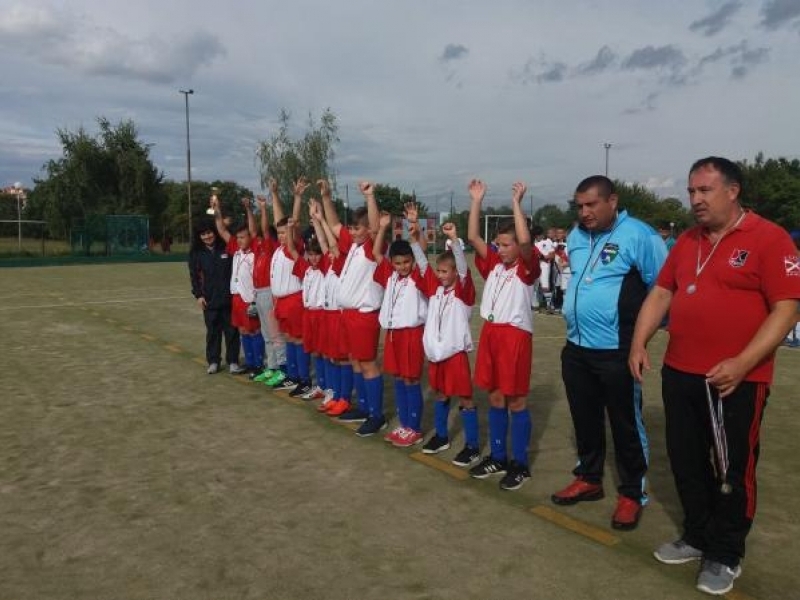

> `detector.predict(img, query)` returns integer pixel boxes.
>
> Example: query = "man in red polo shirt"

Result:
[629,156,800,596]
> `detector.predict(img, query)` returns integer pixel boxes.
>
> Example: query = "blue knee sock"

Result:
[253,334,265,367]
[314,356,326,389]
[435,399,451,439]
[325,360,338,396]
[286,343,298,379]
[241,334,254,368]
[405,382,424,432]
[460,407,479,449]
[488,407,509,462]
[393,379,408,427]
[365,375,384,419]
[354,371,367,411]
[510,409,532,467]
[296,344,310,381]
[342,365,355,401]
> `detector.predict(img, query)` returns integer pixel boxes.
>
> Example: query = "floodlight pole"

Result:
[604,142,612,177]
[13,183,24,253]
[180,89,194,240]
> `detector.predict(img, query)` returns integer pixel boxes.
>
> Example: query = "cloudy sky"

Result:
[1,0,799,210]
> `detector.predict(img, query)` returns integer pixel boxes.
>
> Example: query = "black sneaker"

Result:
[248,366,267,380]
[337,407,369,423]
[452,446,481,467]
[273,377,298,390]
[289,381,312,397]
[499,461,531,491]
[469,456,507,479]
[355,416,387,437]
[422,435,450,454]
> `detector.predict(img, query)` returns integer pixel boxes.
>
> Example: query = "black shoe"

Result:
[289,381,312,397]
[499,461,531,491]
[272,377,298,390]
[469,456,507,479]
[452,446,481,467]
[355,416,387,437]
[337,407,369,423]
[422,435,450,454]
[248,366,267,380]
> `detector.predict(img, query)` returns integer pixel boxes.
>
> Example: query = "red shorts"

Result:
[324,310,348,360]
[303,309,324,354]
[383,326,425,380]
[274,292,304,339]
[341,309,380,362]
[428,352,473,398]
[231,294,260,333]
[474,323,532,397]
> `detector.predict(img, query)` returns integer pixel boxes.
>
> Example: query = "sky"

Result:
[1,0,799,211]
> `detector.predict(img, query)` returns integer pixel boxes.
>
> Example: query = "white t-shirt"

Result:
[422,268,476,362]
[270,246,303,298]
[374,261,428,329]
[336,227,384,312]
[231,249,256,303]
[476,251,536,334]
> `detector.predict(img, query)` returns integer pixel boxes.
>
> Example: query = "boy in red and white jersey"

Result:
[467,179,540,491]
[325,180,385,437]
[373,203,429,448]
[269,178,308,394]
[418,222,480,466]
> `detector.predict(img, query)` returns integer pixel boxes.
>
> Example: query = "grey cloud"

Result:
[575,45,617,75]
[694,41,769,79]
[0,5,225,84]
[508,57,567,85]
[761,0,800,30]
[441,43,468,62]
[622,92,660,115]
[689,1,743,36]
[537,62,568,83]
[622,45,687,70]
[732,46,770,77]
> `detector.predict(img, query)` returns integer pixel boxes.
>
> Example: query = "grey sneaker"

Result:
[654,539,703,564]
[207,362,219,375]
[696,560,741,596]
[229,363,247,374]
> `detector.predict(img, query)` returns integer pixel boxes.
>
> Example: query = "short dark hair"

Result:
[195,217,215,234]
[389,239,414,259]
[275,217,289,228]
[689,156,743,189]
[235,224,250,235]
[437,250,456,267]
[575,175,615,198]
[352,207,369,227]
[497,220,517,240]
[306,238,322,255]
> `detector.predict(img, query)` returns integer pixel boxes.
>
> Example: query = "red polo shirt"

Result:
[253,236,277,289]
[657,212,800,383]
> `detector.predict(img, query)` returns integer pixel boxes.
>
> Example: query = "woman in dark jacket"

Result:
[188,218,241,373]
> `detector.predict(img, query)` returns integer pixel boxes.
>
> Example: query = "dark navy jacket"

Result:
[189,240,234,310]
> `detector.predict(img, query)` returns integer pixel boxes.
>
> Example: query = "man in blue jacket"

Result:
[551,175,667,530]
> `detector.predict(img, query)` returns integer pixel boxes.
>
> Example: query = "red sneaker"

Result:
[393,429,423,448]
[612,496,643,531]
[551,478,605,506]
[325,399,350,417]
[384,426,405,443]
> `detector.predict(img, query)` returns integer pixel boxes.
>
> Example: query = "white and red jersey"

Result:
[421,267,476,362]
[535,237,556,262]
[475,249,538,333]
[294,255,329,309]
[323,253,345,311]
[336,227,384,311]
[270,245,303,298]
[374,260,427,329]
[231,243,257,303]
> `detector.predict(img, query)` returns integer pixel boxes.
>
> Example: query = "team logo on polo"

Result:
[599,243,619,265]
[785,255,800,277]
[728,249,749,268]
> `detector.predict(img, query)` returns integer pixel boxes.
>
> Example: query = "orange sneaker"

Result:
[612,496,643,531]
[325,399,350,417]
[551,478,605,506]
[384,426,405,443]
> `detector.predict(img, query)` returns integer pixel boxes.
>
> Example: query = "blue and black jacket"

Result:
[563,210,667,351]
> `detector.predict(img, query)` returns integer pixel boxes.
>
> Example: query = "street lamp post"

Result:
[13,182,24,253]
[179,89,194,240]
[604,142,612,177]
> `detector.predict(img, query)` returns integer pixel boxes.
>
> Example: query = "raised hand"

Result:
[309,198,323,221]
[256,195,267,208]
[511,181,527,205]
[287,217,297,231]
[378,211,392,229]
[468,179,486,203]
[241,197,252,210]
[359,181,375,196]
[442,222,458,240]
[268,178,278,197]
[209,195,220,211]
[408,221,420,240]
[293,176,310,197]
[403,201,419,224]
[316,179,332,198]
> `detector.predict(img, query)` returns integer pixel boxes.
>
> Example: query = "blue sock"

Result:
[488,406,509,462]
[286,343,298,379]
[325,360,338,396]
[315,356,326,389]
[435,399,451,439]
[342,365,355,401]
[365,375,384,419]
[354,371,367,411]
[393,379,408,427]
[406,382,424,432]
[296,344,310,381]
[241,334,254,368]
[460,407,479,449]
[510,409,532,467]
[253,334,265,367]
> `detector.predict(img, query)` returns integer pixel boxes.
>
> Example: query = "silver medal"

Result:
[721,482,732,495]
[584,276,593,284]
[687,283,697,294]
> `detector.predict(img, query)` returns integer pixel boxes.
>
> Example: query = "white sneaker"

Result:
[323,388,336,403]
[207,362,219,374]
[302,385,325,400]
[229,363,246,374]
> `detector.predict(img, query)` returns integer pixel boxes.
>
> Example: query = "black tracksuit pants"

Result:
[561,342,649,502]
[204,305,240,366]
[661,365,768,568]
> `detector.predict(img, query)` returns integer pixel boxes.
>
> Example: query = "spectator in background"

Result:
[657,221,676,251]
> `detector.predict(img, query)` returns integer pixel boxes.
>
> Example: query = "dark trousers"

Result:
[561,342,649,501]
[204,306,240,366]
[661,365,768,568]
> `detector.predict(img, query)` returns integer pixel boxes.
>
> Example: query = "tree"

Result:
[255,108,339,204]
[739,153,800,230]
[372,184,428,216]
[164,179,252,238]
[533,204,573,228]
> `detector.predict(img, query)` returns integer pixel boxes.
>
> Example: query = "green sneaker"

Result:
[253,369,275,383]
[264,370,286,387]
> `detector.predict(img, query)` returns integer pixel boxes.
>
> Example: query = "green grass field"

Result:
[1,262,798,600]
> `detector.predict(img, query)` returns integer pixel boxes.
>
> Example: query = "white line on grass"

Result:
[0,296,187,311]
